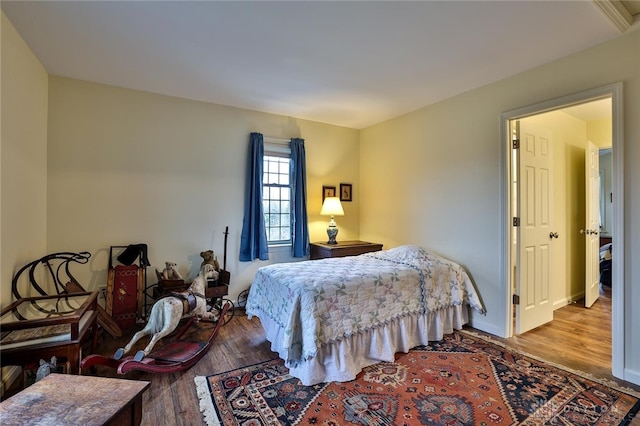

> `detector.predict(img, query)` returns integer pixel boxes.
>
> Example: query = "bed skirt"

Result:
[257,305,470,386]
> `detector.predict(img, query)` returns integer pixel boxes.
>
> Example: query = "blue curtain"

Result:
[290,138,310,257]
[239,133,269,261]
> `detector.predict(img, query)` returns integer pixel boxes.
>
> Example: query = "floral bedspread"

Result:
[246,245,484,365]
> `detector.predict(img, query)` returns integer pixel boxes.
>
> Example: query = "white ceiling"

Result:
[2,1,638,129]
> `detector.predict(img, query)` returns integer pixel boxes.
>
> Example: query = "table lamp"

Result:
[320,197,345,244]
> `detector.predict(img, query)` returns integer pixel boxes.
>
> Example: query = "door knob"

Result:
[549,232,559,239]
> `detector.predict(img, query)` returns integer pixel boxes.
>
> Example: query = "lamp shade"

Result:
[320,197,344,216]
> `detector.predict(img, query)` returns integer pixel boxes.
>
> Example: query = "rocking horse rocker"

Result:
[81,265,231,375]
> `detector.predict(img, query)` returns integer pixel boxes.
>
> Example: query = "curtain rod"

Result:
[264,137,290,145]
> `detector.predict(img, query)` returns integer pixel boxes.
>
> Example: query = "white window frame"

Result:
[263,141,292,248]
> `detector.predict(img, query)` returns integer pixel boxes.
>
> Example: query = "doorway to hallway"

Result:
[500,83,624,379]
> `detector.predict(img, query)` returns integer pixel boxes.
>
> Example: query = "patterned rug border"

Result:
[195,375,218,426]
[458,328,640,399]
[195,329,640,425]
[195,358,281,426]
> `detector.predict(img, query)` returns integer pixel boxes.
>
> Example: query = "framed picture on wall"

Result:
[340,183,352,202]
[323,186,336,202]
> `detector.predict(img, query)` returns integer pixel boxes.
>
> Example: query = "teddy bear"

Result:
[200,250,220,272]
[162,261,183,280]
[201,263,220,281]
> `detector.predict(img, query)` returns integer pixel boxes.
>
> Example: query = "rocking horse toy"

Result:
[114,263,217,362]
[81,264,231,375]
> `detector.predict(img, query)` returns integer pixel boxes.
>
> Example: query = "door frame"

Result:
[499,82,624,378]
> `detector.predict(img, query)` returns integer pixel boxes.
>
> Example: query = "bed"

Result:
[246,245,485,385]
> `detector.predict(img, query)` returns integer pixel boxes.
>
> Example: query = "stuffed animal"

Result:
[200,250,220,272]
[36,356,57,382]
[201,263,220,281]
[162,261,183,280]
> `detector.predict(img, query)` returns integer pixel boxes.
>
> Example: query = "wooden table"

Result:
[0,374,150,426]
[310,240,383,260]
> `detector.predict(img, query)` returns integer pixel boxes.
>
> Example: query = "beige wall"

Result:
[360,30,640,381]
[46,77,360,302]
[588,117,613,148]
[1,12,48,308]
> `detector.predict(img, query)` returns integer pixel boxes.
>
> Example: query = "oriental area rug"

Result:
[194,330,640,426]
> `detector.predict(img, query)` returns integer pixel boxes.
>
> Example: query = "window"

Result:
[263,149,291,245]
[240,133,308,261]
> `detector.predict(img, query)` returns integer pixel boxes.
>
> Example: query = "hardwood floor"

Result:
[85,287,639,425]
[488,284,627,384]
[89,310,278,426]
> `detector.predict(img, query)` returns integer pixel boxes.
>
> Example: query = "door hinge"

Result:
[512,139,520,149]
[513,294,520,305]
[513,217,520,227]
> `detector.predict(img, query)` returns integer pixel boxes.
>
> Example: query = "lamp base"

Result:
[326,225,338,245]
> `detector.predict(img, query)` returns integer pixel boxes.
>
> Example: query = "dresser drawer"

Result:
[310,241,383,260]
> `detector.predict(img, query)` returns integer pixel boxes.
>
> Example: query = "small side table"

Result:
[0,292,98,375]
[310,240,383,260]
[0,373,150,426]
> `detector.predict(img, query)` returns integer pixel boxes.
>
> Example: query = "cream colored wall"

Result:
[520,111,587,306]
[0,12,48,308]
[46,77,359,302]
[588,117,613,148]
[360,30,640,381]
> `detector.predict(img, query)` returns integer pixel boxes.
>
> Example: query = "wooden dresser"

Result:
[310,240,383,260]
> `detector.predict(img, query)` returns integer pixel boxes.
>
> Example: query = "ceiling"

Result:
[563,98,612,122]
[2,1,638,129]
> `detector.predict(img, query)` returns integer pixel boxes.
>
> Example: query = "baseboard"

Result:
[553,292,585,310]
[622,367,640,387]
[467,317,504,338]
[553,297,570,309]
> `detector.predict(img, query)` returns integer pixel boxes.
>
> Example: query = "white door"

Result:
[516,121,556,334]
[584,141,600,308]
